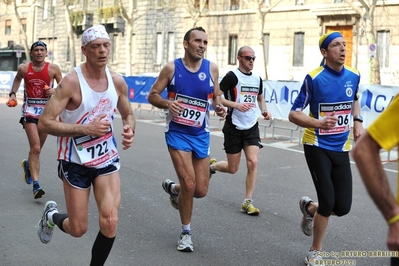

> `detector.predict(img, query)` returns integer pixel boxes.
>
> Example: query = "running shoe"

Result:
[299,196,314,236]
[210,157,217,176]
[162,179,178,210]
[177,231,193,252]
[304,250,323,266]
[21,159,32,185]
[33,182,45,199]
[241,199,260,215]
[37,201,58,244]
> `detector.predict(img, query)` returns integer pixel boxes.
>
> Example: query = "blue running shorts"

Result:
[165,131,210,159]
[57,159,120,189]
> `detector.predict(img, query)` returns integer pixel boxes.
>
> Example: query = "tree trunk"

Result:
[64,5,76,67]
[13,1,30,62]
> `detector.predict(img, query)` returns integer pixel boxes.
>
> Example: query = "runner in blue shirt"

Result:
[289,31,365,266]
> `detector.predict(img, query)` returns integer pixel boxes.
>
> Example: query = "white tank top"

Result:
[230,68,261,130]
[57,65,120,169]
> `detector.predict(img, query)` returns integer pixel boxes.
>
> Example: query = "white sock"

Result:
[47,210,58,225]
[170,184,178,195]
[182,224,191,232]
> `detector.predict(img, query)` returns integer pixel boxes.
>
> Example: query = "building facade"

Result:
[0,0,398,85]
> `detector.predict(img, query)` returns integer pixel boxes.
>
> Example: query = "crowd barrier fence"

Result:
[1,72,397,159]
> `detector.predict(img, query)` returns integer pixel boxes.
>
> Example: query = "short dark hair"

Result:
[30,41,47,51]
[183,27,206,42]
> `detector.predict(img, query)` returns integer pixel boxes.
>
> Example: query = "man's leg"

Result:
[24,122,47,198]
[242,145,259,199]
[91,172,121,265]
[61,177,90,237]
[311,212,329,251]
[391,257,399,266]
[37,178,90,244]
[168,148,197,252]
[212,152,241,174]
[212,123,241,175]
[239,145,260,215]
[169,148,195,226]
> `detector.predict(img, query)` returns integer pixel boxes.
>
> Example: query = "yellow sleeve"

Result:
[367,94,399,151]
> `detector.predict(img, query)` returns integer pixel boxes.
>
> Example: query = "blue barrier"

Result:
[123,76,167,103]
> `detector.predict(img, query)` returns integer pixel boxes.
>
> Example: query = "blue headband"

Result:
[30,41,47,51]
[319,32,343,50]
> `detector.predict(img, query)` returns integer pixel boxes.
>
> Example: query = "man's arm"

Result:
[148,62,174,110]
[353,133,399,220]
[46,63,63,97]
[353,133,399,251]
[288,76,337,129]
[210,62,225,117]
[148,62,187,117]
[113,73,135,150]
[10,64,27,96]
[38,72,110,137]
[352,99,365,142]
[219,71,252,113]
[257,79,271,120]
[51,63,63,84]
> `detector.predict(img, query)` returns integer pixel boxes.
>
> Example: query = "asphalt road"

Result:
[0,99,397,266]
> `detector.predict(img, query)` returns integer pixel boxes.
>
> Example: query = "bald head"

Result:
[237,46,254,56]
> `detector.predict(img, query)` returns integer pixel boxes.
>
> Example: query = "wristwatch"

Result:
[353,114,363,123]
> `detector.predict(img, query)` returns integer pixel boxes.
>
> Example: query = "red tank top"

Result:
[24,62,51,99]
[22,62,51,119]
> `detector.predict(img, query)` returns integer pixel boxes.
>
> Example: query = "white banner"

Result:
[263,80,399,128]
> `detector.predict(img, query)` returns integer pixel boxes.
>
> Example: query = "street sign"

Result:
[369,43,377,58]
[16,50,22,58]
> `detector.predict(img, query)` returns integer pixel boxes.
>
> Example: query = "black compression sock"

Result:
[52,213,68,233]
[90,231,116,266]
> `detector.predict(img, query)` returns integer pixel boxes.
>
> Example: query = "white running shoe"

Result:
[299,196,314,236]
[304,250,323,266]
[37,201,58,244]
[177,231,193,252]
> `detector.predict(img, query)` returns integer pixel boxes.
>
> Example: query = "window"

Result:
[5,20,11,35]
[66,37,70,62]
[80,49,84,63]
[293,32,304,67]
[21,18,27,33]
[334,0,344,3]
[194,0,209,10]
[43,0,48,19]
[377,30,390,68]
[263,33,270,66]
[50,0,55,18]
[111,34,118,63]
[82,0,88,10]
[133,0,137,9]
[228,35,238,65]
[168,32,175,62]
[230,0,239,10]
[21,0,27,3]
[156,32,163,64]
[131,33,136,65]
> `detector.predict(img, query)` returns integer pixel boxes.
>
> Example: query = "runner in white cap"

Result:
[36,25,136,265]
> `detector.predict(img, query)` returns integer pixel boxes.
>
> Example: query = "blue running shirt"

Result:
[165,58,215,135]
[291,65,360,151]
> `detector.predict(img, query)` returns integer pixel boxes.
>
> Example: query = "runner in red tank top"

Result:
[7,41,62,199]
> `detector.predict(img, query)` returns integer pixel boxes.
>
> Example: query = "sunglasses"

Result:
[241,55,256,61]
